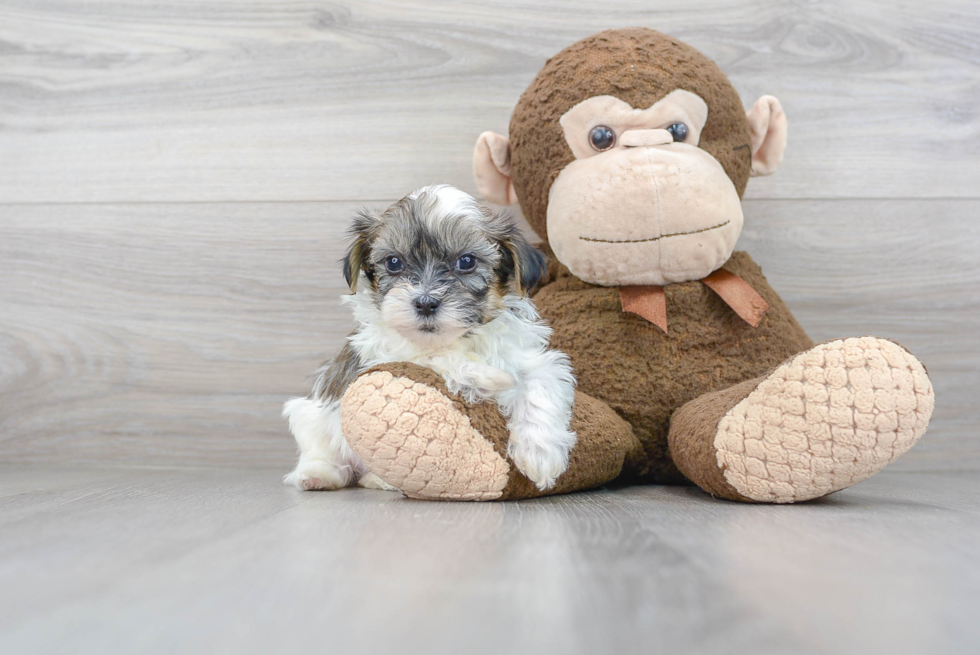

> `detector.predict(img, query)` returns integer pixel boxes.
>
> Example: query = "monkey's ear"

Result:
[342,210,379,293]
[746,95,788,176]
[473,132,519,206]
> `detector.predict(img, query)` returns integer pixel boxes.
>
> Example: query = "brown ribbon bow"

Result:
[619,269,769,333]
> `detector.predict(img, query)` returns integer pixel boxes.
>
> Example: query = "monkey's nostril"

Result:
[414,296,441,316]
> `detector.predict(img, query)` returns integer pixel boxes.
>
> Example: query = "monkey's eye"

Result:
[588,125,616,152]
[455,254,477,273]
[384,255,404,273]
[666,122,689,142]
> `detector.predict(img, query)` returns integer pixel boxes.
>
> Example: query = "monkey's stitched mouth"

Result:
[579,220,730,244]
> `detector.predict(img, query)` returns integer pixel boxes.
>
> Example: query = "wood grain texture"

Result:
[0,0,978,203]
[0,199,976,470]
[0,202,359,468]
[1,465,978,655]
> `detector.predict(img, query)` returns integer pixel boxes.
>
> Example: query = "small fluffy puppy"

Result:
[283,185,577,492]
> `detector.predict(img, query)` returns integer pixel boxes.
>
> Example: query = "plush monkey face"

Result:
[547,89,745,285]
[474,28,787,287]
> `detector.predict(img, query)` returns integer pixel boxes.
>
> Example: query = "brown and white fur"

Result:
[283,185,577,492]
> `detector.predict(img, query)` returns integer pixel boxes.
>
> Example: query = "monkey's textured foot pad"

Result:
[341,370,511,501]
[721,337,934,502]
[672,337,934,503]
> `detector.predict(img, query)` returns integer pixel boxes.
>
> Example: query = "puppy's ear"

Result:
[342,210,380,293]
[489,212,546,297]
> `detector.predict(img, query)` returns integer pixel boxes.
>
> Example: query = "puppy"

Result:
[283,185,577,492]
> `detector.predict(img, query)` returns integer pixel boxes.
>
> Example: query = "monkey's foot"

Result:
[340,364,513,500]
[670,337,935,503]
[341,363,638,501]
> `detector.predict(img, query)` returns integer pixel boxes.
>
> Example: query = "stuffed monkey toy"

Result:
[340,28,935,502]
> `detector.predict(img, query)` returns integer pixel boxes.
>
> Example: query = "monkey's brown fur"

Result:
[534,250,813,485]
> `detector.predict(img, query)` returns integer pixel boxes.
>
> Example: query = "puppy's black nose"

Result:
[414,296,440,316]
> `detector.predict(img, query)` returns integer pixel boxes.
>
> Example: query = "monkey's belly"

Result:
[533,251,814,483]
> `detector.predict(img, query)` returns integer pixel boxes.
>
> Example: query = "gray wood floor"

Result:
[1,2,979,652]
[1,465,978,655]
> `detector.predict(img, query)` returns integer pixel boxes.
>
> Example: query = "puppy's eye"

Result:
[666,122,688,142]
[455,254,477,273]
[589,125,616,152]
[384,256,404,273]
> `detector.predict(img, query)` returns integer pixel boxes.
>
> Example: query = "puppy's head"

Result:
[344,185,546,348]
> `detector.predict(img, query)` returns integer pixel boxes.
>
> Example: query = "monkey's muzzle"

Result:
[546,144,744,287]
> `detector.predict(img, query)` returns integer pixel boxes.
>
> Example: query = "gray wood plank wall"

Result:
[1,1,978,471]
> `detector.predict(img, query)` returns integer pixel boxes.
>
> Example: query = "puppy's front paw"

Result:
[284,459,351,491]
[507,428,575,491]
[469,365,517,395]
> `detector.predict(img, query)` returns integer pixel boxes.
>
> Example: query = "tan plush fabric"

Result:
[509,28,753,240]
[472,131,519,206]
[713,337,935,502]
[558,90,709,159]
[341,366,511,500]
[546,140,744,286]
[618,129,673,148]
[341,363,644,501]
[745,95,788,176]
